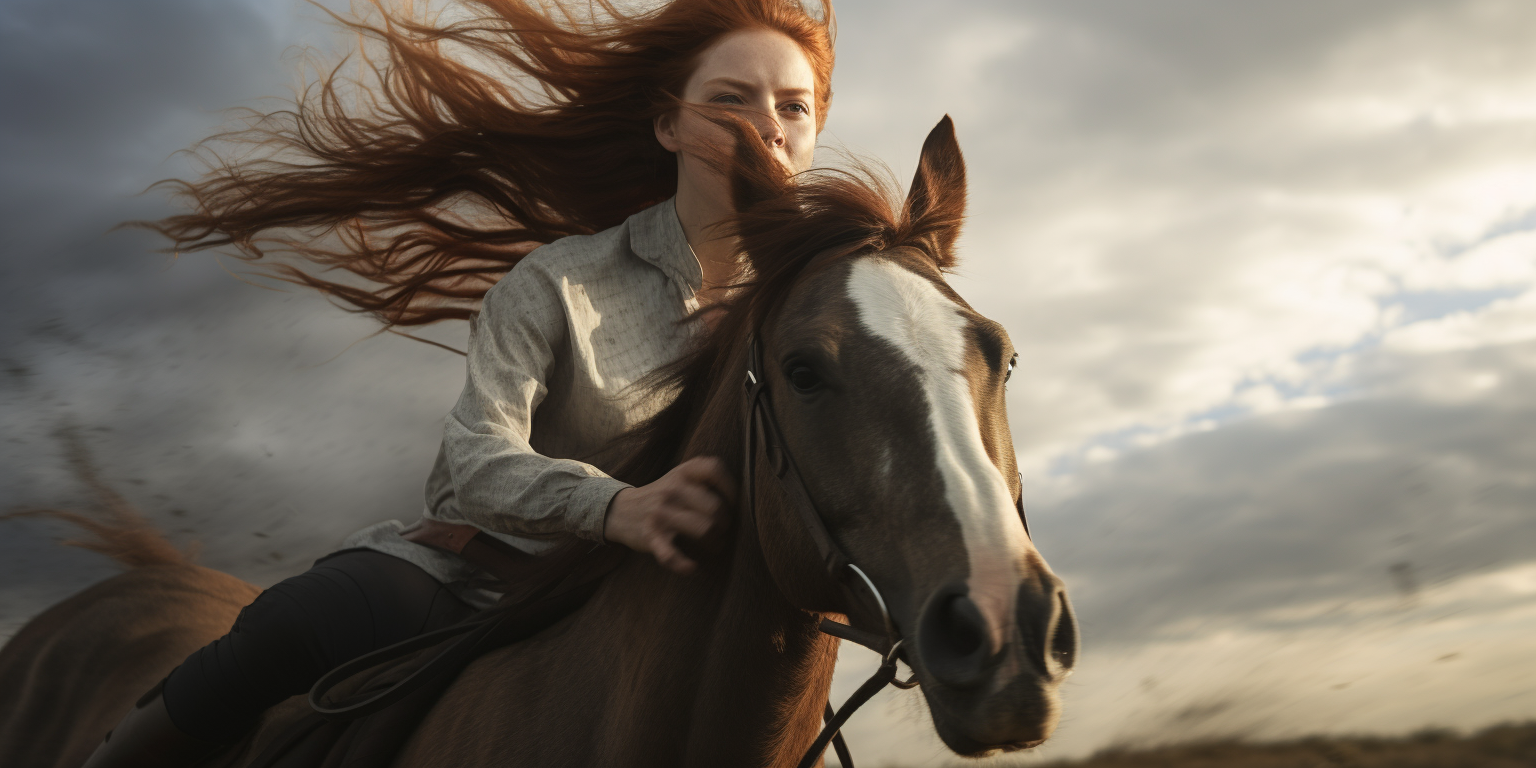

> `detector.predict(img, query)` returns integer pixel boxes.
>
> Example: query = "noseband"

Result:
[742,335,1030,768]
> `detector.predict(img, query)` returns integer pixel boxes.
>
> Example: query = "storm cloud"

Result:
[3,0,1534,764]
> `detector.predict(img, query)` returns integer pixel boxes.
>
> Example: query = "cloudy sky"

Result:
[2,0,1534,764]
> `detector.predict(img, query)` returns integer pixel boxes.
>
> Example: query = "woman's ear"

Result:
[654,110,682,154]
[904,115,968,265]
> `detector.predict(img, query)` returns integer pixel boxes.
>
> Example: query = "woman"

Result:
[85,0,834,764]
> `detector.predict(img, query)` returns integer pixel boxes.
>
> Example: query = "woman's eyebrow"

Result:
[702,77,812,100]
[702,76,758,92]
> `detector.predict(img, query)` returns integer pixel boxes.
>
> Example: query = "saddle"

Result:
[241,521,623,768]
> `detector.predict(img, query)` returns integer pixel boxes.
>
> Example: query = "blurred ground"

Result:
[937,722,1536,768]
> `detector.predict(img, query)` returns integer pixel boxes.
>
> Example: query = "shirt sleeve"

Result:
[439,258,631,542]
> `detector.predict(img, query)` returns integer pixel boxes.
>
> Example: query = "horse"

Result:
[0,116,1078,768]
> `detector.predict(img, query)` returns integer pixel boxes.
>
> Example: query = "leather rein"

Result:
[744,334,1031,768]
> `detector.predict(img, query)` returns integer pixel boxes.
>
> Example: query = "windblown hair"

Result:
[142,0,834,332]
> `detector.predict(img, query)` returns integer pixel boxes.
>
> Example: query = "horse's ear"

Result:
[903,115,967,266]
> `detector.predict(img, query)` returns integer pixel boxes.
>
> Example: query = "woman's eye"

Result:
[781,102,808,115]
[711,94,745,105]
[1006,354,1017,382]
[788,365,821,393]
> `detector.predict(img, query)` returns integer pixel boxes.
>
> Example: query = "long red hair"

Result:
[143,0,834,333]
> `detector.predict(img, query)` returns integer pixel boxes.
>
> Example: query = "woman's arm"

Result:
[441,258,732,573]
[441,261,626,541]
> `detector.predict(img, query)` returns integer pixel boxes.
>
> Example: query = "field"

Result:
[1016,722,1536,768]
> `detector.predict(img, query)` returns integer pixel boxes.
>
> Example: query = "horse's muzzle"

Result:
[911,569,1078,754]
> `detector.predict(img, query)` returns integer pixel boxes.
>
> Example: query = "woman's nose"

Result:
[751,111,785,148]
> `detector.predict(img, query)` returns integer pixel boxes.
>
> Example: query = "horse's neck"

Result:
[569,339,837,766]
[665,514,840,768]
[680,353,841,765]
[573,501,837,766]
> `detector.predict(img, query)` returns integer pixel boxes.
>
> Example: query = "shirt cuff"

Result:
[567,475,632,542]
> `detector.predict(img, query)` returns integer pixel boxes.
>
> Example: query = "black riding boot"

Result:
[81,681,226,768]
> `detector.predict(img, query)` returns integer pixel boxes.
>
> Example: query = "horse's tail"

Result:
[3,425,192,569]
[4,506,189,569]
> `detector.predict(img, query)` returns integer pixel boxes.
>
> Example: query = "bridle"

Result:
[742,335,1030,768]
[742,334,913,768]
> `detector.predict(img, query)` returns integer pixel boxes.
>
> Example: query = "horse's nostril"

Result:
[918,586,991,689]
[937,595,984,657]
[1017,575,1078,679]
[1049,590,1079,673]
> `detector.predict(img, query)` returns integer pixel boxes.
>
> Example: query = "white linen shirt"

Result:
[340,198,704,601]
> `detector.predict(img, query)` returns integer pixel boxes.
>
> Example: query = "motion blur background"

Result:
[2,0,1533,764]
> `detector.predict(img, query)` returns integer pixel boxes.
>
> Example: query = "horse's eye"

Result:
[1006,354,1017,382]
[788,365,821,393]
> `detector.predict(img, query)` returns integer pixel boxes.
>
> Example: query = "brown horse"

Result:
[0,116,1077,767]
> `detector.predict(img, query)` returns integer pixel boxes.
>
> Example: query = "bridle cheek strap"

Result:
[743,336,918,768]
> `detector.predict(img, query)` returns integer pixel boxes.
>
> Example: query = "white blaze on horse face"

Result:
[845,259,1032,646]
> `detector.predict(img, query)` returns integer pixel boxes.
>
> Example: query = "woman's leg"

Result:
[162,549,474,741]
[83,549,473,767]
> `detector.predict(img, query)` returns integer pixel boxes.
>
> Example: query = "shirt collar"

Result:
[628,197,704,296]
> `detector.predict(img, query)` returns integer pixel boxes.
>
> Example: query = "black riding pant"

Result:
[162,549,474,742]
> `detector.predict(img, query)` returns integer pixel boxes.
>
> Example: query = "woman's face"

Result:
[657,27,819,180]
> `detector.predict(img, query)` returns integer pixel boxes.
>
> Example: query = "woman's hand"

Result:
[604,456,736,575]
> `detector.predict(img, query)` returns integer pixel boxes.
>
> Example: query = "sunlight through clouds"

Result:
[2,0,1534,765]
[837,0,1536,478]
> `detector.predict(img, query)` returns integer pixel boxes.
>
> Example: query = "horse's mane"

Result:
[610,118,963,487]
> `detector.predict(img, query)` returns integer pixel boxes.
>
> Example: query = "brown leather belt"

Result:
[401,518,537,588]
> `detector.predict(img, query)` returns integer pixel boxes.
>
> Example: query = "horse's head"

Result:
[729,117,1078,755]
